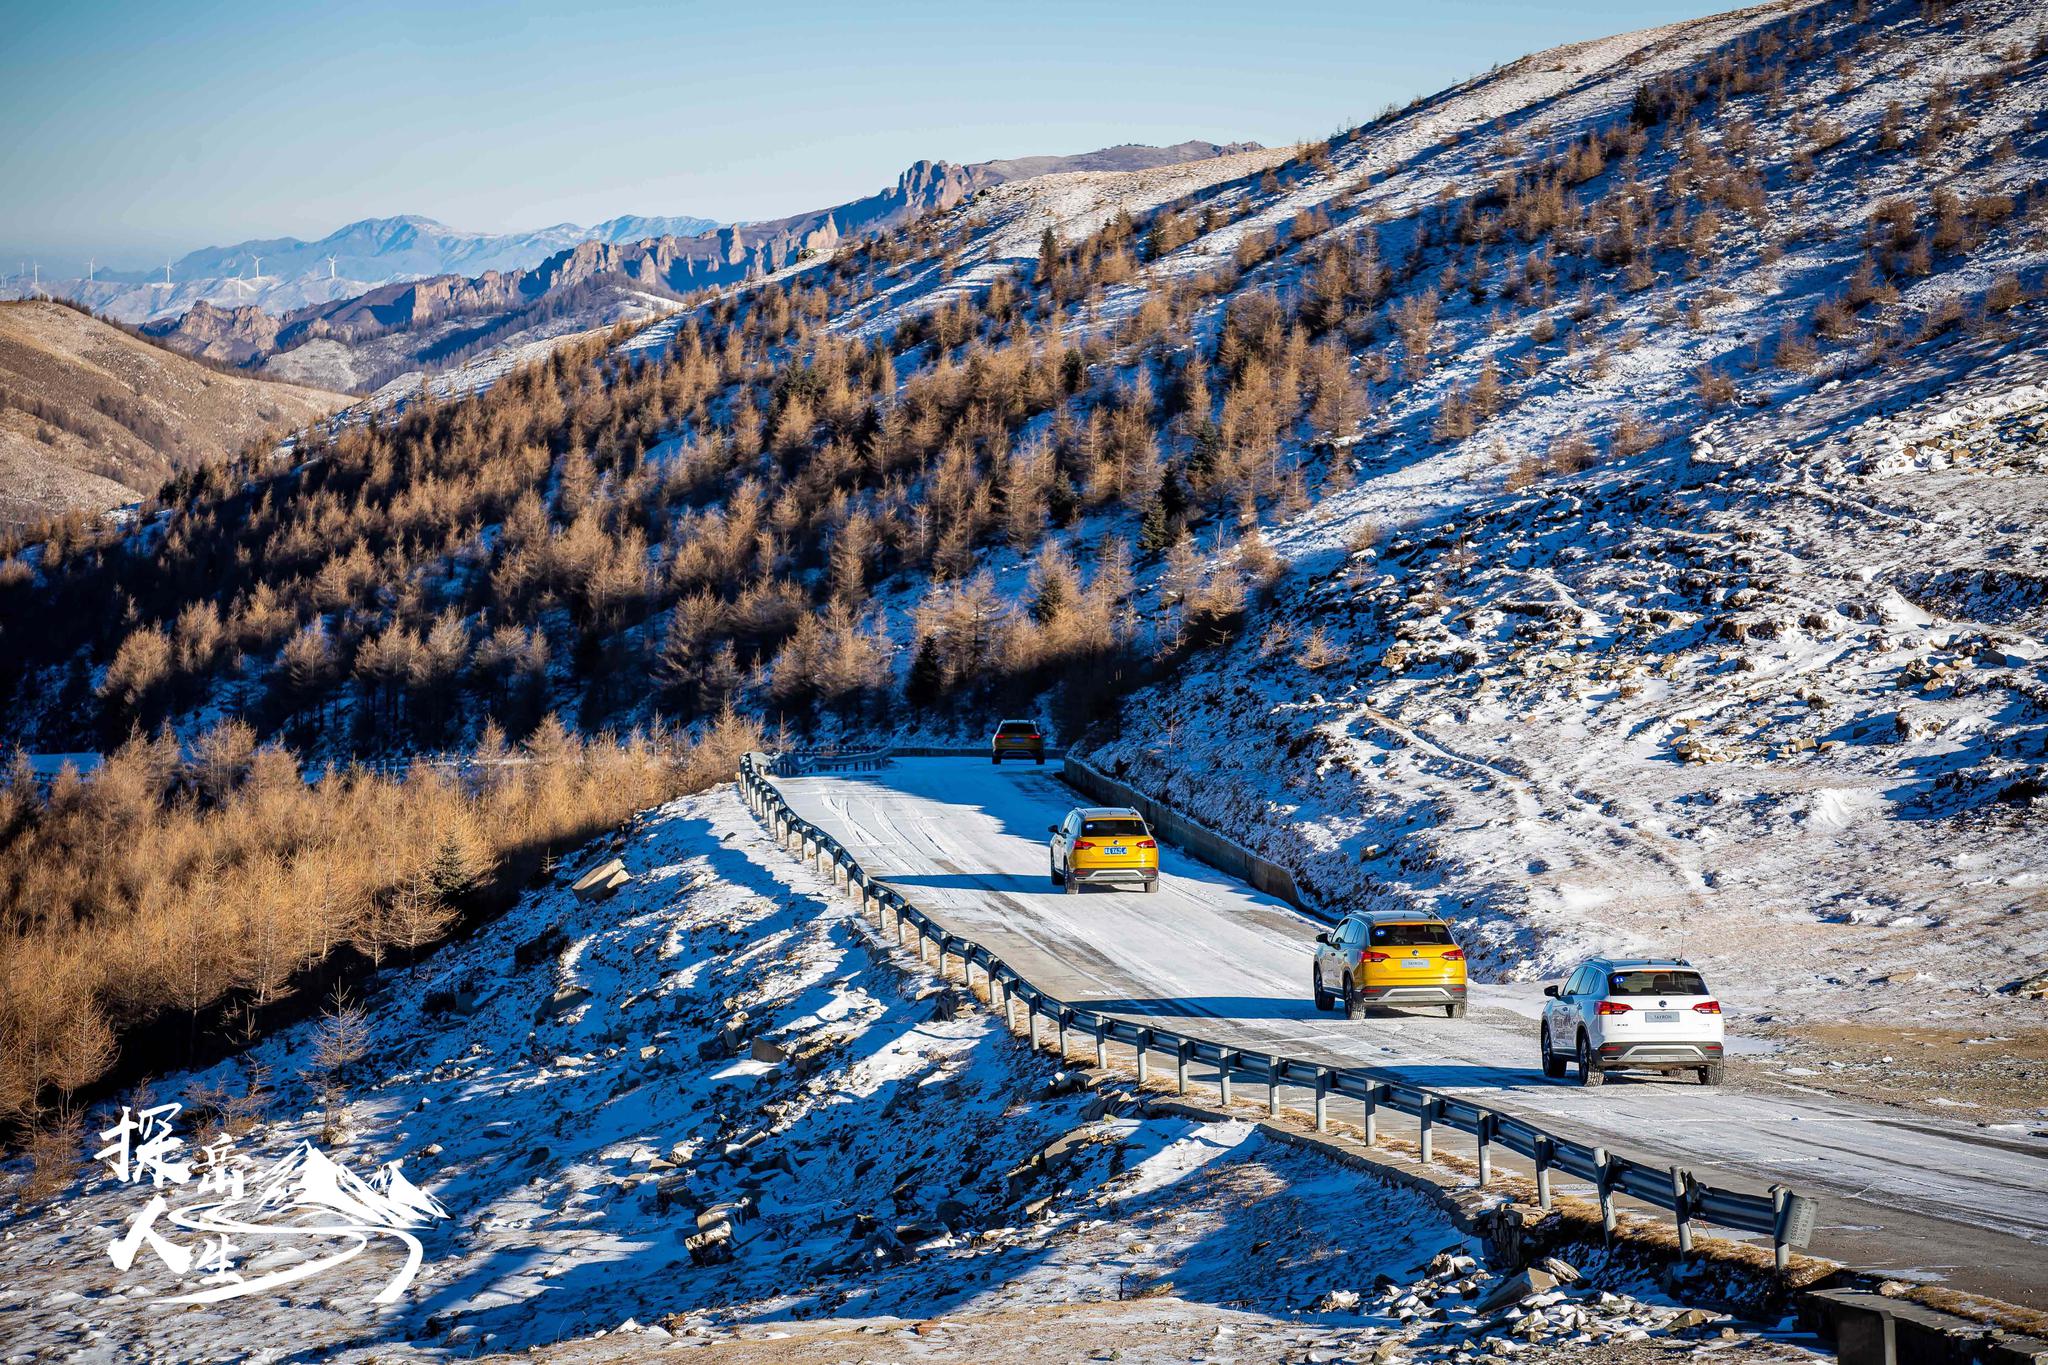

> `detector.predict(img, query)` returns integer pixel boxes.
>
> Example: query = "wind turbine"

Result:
[86,258,95,283]
[163,257,173,286]
[251,253,263,279]
[326,253,337,280]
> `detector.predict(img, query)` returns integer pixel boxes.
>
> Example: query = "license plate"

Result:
[1104,847,1127,855]
[1645,1010,1680,1022]
[1401,958,1430,969]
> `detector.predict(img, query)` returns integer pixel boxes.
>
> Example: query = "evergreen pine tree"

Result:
[905,636,944,711]
[1138,499,1172,555]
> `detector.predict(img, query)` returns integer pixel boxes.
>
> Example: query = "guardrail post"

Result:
[963,956,976,995]
[1175,1040,1189,1095]
[1218,1050,1234,1108]
[1534,1136,1554,1211]
[1419,1098,1435,1164]
[1267,1055,1280,1117]
[1026,998,1039,1051]
[1135,1030,1151,1086]
[1595,1148,1616,1243]
[1093,1018,1107,1070]
[1003,986,1016,1032]
[937,938,950,977]
[1476,1113,1494,1186]
[1670,1167,1693,1259]
[1313,1068,1329,1132]
[1771,1186,1790,1275]
[1363,1083,1379,1146]
[1056,1008,1069,1059]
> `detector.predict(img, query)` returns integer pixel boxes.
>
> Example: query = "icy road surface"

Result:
[773,758,2048,1308]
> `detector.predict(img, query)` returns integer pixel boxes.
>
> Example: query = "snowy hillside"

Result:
[0,782,1816,1361]
[4,0,2044,1176]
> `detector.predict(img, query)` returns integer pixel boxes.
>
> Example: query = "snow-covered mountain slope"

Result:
[740,0,2048,1083]
[4,0,2042,1133]
[0,782,1816,1361]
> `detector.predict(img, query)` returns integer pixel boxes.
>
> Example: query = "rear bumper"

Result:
[992,744,1044,758]
[1595,1040,1723,1070]
[1361,981,1467,1006]
[1072,865,1156,886]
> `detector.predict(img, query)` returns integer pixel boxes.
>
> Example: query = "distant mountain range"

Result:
[127,140,1263,393]
[0,213,721,323]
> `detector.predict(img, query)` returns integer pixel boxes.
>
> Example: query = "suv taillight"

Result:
[1596,1000,1631,1015]
[1361,951,1390,963]
[1137,839,1156,849]
[1072,839,1096,851]
[1692,1000,1721,1014]
[1441,949,1465,962]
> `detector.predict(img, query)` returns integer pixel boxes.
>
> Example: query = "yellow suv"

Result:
[1049,807,1159,894]
[1312,911,1467,1019]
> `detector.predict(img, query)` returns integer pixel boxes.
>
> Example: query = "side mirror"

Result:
[1047,825,1059,835]
[1542,985,1560,999]
[1315,931,1332,947]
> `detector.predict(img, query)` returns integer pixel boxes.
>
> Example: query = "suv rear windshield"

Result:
[1370,921,1454,947]
[1081,818,1147,838]
[997,722,1038,735]
[1608,970,1707,997]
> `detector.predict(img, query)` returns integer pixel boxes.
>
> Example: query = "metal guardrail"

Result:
[738,749,1818,1271]
[767,744,1066,775]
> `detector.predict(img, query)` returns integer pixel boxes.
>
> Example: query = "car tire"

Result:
[1050,857,1064,887]
[1577,1033,1604,1087]
[991,754,1001,765]
[1064,871,1080,896]
[1035,754,1044,765]
[1343,977,1366,1021]
[1145,877,1159,893]
[1445,1003,1466,1020]
[1701,1062,1724,1086]
[1312,966,1334,1013]
[1541,1026,1567,1079]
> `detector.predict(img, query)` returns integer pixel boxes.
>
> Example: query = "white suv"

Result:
[1541,958,1725,1087]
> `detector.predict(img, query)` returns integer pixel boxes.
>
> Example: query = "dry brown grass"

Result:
[0,710,761,1135]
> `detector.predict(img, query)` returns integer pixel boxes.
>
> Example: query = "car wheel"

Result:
[1540,1025,1567,1079]
[1064,871,1080,895]
[1701,1062,1724,1086]
[1343,977,1365,1021]
[1035,754,1044,765]
[1312,965,1335,1012]
[1050,857,1064,887]
[991,753,1001,765]
[1145,877,1159,893]
[1445,1003,1466,1020]
[1577,1033,1604,1087]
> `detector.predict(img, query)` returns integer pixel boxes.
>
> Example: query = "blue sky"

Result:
[2,0,1726,270]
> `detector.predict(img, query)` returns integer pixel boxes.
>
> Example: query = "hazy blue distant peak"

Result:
[143,213,721,286]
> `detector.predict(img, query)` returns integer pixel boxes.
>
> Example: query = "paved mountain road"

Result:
[771,758,2048,1307]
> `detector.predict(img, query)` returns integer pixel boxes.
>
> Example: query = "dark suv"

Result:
[990,719,1045,764]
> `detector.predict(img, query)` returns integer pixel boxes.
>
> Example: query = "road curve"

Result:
[772,757,2048,1308]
